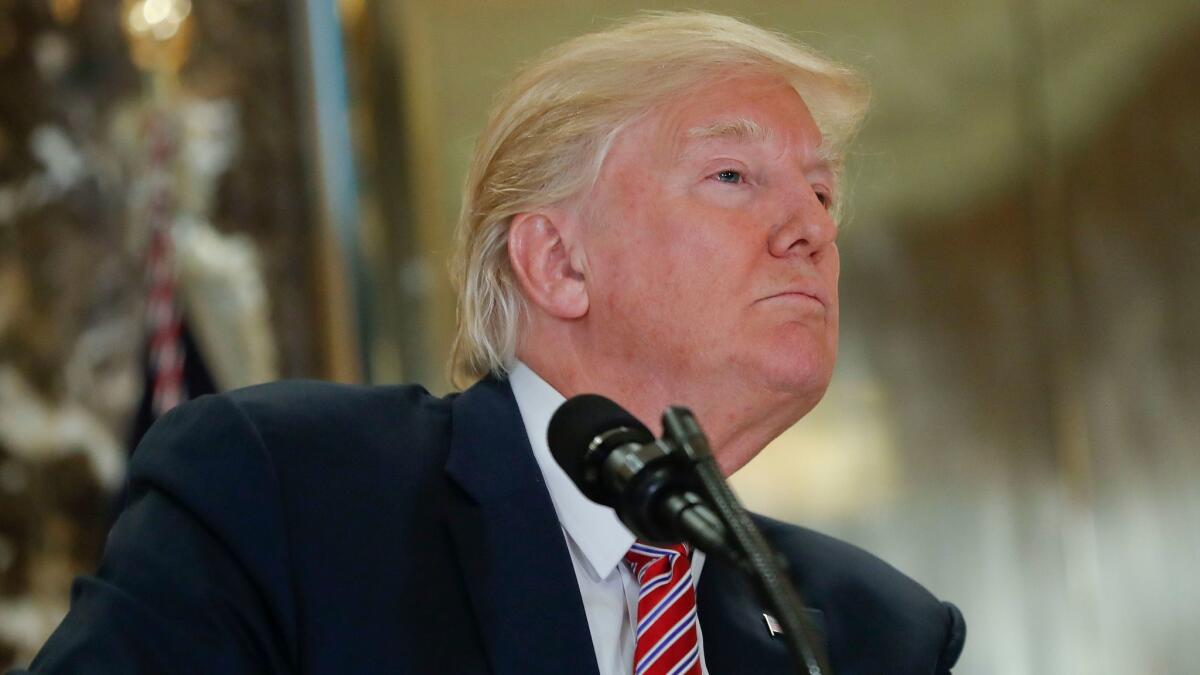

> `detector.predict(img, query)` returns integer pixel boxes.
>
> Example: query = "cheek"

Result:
[824,247,841,335]
[588,184,762,323]
[826,244,841,307]
[591,246,735,353]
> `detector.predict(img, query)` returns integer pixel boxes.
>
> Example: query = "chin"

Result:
[765,366,833,409]
[743,351,834,404]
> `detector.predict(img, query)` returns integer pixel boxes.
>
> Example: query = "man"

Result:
[15,11,965,675]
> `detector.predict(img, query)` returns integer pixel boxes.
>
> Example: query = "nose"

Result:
[766,182,838,259]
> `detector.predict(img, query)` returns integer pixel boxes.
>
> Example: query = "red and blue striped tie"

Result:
[624,542,702,675]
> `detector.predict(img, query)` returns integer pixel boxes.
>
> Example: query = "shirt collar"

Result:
[508,361,636,581]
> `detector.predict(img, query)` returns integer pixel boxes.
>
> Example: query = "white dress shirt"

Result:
[508,362,710,675]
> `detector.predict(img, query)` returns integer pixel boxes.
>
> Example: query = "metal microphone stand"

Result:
[661,407,833,675]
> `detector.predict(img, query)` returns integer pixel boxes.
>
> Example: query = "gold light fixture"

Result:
[49,0,82,25]
[120,0,193,73]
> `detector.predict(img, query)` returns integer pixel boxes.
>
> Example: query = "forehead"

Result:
[648,75,828,162]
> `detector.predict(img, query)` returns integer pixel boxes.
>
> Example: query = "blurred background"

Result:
[0,0,1197,672]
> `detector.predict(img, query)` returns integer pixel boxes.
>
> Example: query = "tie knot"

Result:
[624,541,689,575]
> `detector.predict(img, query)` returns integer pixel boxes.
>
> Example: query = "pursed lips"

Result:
[759,285,827,308]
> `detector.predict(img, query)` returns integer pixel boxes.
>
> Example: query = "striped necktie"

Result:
[624,542,702,675]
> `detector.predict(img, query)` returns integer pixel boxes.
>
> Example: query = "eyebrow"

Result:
[813,143,840,175]
[685,117,772,143]
[683,117,840,175]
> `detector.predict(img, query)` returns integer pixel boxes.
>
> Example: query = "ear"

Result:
[507,209,589,320]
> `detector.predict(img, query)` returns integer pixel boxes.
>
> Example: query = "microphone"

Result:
[547,394,731,553]
[549,393,833,675]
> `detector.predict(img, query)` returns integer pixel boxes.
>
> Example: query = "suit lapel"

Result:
[442,376,600,675]
[697,551,828,674]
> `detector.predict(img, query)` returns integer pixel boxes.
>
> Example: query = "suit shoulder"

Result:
[753,514,966,671]
[223,379,448,423]
[134,380,455,472]
[754,514,936,606]
[136,380,456,482]
[221,379,455,464]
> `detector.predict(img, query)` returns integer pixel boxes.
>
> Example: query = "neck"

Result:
[517,344,818,476]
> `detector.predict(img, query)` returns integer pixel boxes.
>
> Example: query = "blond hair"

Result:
[450,11,869,386]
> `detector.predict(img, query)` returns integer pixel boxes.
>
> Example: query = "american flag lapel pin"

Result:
[762,613,783,637]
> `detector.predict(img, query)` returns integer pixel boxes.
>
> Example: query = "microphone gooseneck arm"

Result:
[661,407,832,675]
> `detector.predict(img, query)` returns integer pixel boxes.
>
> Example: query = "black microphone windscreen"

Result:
[548,394,652,488]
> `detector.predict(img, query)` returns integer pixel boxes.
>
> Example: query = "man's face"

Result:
[578,74,840,407]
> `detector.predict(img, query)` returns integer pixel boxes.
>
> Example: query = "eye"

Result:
[713,169,744,184]
[815,189,834,211]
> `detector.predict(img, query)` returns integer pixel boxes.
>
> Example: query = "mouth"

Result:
[760,288,827,308]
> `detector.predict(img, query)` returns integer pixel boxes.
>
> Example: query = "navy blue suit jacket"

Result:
[15,377,965,674]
